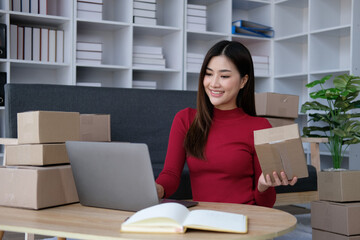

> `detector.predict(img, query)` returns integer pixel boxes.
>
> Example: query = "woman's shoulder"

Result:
[176,107,197,118]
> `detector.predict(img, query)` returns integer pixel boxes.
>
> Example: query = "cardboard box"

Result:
[313,229,360,240]
[0,165,79,209]
[318,170,360,202]
[17,111,80,144]
[311,201,360,236]
[265,117,295,128]
[254,123,308,181]
[80,114,111,142]
[5,143,69,166]
[255,92,299,118]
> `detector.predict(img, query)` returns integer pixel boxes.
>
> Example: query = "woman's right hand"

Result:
[156,183,165,199]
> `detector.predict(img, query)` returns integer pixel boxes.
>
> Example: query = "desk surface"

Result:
[0,202,296,240]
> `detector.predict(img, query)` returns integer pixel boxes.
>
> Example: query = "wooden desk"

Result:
[0,202,296,240]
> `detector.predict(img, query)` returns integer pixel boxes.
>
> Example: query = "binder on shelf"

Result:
[30,0,39,14]
[134,0,156,3]
[232,20,272,30]
[0,72,6,107]
[232,20,274,38]
[24,27,32,61]
[187,4,206,10]
[0,24,6,59]
[12,0,21,12]
[187,16,206,24]
[32,27,41,61]
[231,25,274,38]
[40,28,49,62]
[187,8,206,17]
[56,30,64,63]
[39,0,47,15]
[76,58,102,65]
[10,25,17,59]
[22,0,30,13]
[78,0,103,4]
[18,26,24,60]
[48,29,56,62]
[133,53,163,59]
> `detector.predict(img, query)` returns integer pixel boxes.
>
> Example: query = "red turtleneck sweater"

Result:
[156,107,276,207]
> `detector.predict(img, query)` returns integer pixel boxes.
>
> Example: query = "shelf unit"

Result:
[1,0,360,167]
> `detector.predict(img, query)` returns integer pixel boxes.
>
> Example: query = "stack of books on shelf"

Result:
[76,41,103,65]
[10,24,64,63]
[252,55,269,76]
[11,0,47,14]
[132,80,157,89]
[133,45,166,69]
[232,20,274,38]
[187,4,207,32]
[133,0,157,26]
[77,0,103,21]
[187,52,204,72]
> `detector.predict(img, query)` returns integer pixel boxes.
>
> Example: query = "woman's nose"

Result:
[210,74,220,87]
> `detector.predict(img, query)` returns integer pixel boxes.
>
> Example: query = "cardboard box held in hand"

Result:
[254,124,308,181]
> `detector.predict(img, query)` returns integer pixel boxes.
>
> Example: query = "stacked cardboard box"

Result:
[312,171,360,239]
[133,0,157,26]
[187,4,207,32]
[255,92,299,127]
[77,0,103,21]
[0,111,80,209]
[0,111,111,209]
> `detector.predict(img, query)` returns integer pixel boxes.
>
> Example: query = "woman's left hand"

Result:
[257,171,297,193]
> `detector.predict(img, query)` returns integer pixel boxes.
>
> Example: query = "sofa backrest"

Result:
[5,84,197,168]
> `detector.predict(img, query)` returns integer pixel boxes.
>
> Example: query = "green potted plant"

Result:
[301,73,360,202]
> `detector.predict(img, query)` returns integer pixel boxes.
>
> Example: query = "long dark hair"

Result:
[184,40,256,159]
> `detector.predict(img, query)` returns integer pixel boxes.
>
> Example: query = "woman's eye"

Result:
[221,75,230,78]
[205,72,212,76]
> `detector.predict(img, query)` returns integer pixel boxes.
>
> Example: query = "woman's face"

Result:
[203,55,248,110]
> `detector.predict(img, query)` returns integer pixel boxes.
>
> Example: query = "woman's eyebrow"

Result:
[206,67,231,73]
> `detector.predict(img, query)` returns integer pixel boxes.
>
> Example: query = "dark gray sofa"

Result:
[4,83,317,200]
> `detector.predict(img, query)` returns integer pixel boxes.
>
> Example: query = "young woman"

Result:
[155,40,297,207]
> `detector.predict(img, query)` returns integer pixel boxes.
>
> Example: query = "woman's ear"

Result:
[240,75,249,89]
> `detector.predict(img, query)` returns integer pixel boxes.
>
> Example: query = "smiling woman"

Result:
[155,40,297,208]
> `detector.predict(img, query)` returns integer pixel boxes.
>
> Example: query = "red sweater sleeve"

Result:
[155,109,192,197]
[252,120,276,207]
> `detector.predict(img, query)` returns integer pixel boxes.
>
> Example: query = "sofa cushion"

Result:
[275,164,317,193]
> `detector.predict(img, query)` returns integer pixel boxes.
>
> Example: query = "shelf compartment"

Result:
[9,64,72,85]
[133,70,182,90]
[274,0,308,38]
[274,35,308,76]
[310,0,351,31]
[133,26,182,70]
[77,23,131,67]
[76,67,131,88]
[232,0,272,32]
[187,0,231,34]
[101,0,132,23]
[155,0,184,28]
[309,27,350,73]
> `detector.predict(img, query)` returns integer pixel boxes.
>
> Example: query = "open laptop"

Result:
[65,141,160,212]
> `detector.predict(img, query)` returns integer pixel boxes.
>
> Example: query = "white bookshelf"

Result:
[0,0,360,165]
